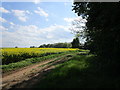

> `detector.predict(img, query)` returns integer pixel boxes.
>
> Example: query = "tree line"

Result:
[29,37,84,49]
[38,42,71,48]
[72,2,120,60]
[72,2,120,76]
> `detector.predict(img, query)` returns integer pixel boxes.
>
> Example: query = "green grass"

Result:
[38,56,65,68]
[34,52,120,88]
[1,51,79,73]
[34,54,90,88]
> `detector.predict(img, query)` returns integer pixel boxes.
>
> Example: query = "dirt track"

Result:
[1,54,73,89]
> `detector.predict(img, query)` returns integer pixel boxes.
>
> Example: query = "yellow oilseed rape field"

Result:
[1,48,78,65]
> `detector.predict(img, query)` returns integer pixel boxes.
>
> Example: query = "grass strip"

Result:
[38,55,68,68]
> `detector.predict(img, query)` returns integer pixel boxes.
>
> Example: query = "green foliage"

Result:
[71,37,80,48]
[2,52,56,65]
[39,42,72,48]
[30,46,36,48]
[72,2,120,60]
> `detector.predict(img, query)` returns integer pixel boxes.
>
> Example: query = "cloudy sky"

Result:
[0,1,85,47]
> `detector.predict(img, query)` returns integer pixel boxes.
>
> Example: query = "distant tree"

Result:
[15,46,18,48]
[66,42,72,48]
[39,42,72,48]
[71,37,80,48]
[30,46,35,48]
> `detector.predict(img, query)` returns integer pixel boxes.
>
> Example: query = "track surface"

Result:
[1,54,73,89]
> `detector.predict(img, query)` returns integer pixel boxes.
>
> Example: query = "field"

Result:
[1,48,80,73]
[1,48,120,89]
[1,48,78,65]
[1,48,81,89]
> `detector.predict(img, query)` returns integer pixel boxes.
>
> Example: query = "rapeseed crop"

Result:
[1,48,78,65]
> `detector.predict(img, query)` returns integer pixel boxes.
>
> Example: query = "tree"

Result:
[30,46,35,48]
[69,16,87,38]
[15,46,18,48]
[72,2,120,60]
[39,42,72,48]
[71,37,80,48]
[69,14,87,46]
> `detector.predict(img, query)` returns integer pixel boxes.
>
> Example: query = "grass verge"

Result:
[33,53,120,88]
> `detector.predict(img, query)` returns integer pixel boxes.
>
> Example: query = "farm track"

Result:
[2,53,74,89]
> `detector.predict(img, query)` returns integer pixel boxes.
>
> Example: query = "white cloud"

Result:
[2,24,74,47]
[18,17,27,22]
[0,7,10,13]
[46,34,53,39]
[46,18,49,21]
[64,18,74,23]
[26,10,31,14]
[34,7,49,17]
[41,24,69,32]
[34,0,41,4]
[12,10,30,22]
[9,22,15,25]
[0,25,8,31]
[0,17,7,23]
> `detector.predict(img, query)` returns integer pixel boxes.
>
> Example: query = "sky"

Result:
[0,1,86,48]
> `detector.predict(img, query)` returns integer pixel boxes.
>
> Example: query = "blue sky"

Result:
[0,1,86,47]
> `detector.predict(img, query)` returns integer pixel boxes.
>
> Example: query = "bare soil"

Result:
[1,54,73,90]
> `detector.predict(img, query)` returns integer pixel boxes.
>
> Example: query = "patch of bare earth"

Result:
[1,54,73,90]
